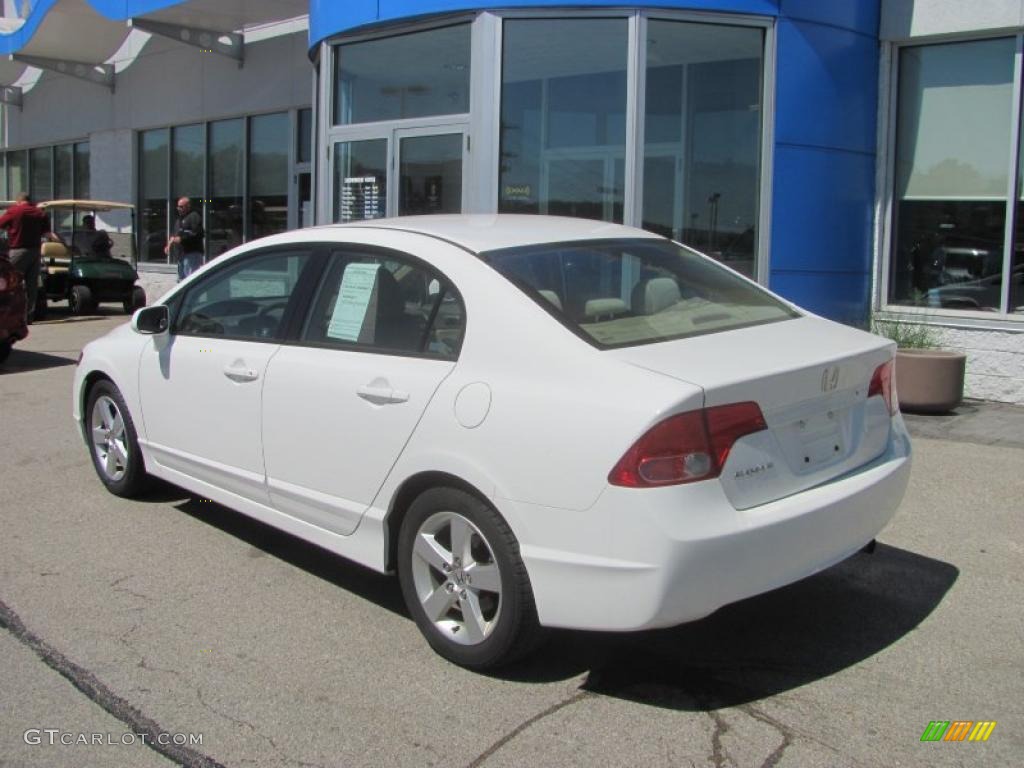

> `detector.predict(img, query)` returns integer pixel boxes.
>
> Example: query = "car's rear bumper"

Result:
[513,417,912,631]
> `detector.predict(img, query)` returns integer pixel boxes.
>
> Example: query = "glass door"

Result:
[395,128,467,215]
[330,125,468,221]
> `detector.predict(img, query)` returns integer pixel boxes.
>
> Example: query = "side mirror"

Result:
[132,305,169,335]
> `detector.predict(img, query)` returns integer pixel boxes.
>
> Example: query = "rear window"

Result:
[481,238,799,348]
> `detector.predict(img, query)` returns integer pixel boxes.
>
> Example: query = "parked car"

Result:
[73,215,912,669]
[0,254,29,363]
[38,200,145,316]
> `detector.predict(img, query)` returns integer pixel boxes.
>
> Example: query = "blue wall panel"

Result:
[310,0,782,43]
[770,271,872,326]
[769,143,874,281]
[775,18,879,154]
[778,0,879,35]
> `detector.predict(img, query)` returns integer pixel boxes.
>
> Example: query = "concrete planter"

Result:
[895,349,966,414]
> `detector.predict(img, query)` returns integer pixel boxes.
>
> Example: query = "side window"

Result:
[176,249,311,339]
[302,251,465,359]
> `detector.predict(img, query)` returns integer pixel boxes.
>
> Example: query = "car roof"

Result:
[310,214,663,254]
[41,199,134,212]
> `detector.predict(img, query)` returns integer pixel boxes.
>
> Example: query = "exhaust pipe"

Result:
[860,539,877,555]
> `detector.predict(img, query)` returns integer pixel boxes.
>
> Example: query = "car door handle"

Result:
[357,384,409,405]
[223,363,259,382]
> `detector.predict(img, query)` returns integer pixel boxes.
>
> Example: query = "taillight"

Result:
[869,359,898,416]
[609,402,767,488]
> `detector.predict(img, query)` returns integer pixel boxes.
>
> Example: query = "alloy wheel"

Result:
[410,510,503,645]
[90,395,129,482]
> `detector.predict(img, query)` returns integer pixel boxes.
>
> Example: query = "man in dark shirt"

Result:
[165,197,205,281]
[0,193,59,321]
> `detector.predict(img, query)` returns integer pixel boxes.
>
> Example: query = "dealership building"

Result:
[1,0,1022,403]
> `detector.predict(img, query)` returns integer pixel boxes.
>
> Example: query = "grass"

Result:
[871,316,941,349]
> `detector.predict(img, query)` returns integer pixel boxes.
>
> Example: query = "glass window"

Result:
[55,144,73,199]
[482,239,796,348]
[334,24,471,125]
[297,107,313,164]
[643,20,763,278]
[892,39,1015,311]
[74,142,90,199]
[177,249,311,339]
[249,112,289,239]
[333,139,387,222]
[7,150,26,198]
[499,19,628,222]
[209,118,244,258]
[303,252,465,358]
[139,129,169,263]
[0,154,7,200]
[30,146,52,201]
[173,124,204,200]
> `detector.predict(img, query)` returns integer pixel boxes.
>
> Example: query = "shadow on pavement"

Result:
[36,305,129,323]
[174,494,406,616]
[0,348,77,374]
[170,493,958,706]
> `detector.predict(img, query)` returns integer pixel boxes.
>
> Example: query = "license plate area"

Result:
[780,409,848,475]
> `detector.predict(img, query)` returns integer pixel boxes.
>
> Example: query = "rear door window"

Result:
[300,250,465,359]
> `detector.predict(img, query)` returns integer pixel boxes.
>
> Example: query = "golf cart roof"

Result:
[41,200,134,212]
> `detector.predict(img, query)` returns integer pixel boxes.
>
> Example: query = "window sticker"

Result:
[327,263,380,341]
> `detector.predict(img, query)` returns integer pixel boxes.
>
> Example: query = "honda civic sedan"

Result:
[73,215,911,669]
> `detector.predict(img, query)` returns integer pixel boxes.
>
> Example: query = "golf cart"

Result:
[37,200,145,316]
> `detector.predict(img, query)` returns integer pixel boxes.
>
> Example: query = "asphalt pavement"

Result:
[1,310,1021,768]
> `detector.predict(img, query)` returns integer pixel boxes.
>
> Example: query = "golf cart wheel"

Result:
[124,286,146,314]
[34,290,47,320]
[70,284,94,315]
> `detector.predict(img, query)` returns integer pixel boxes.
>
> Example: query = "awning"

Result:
[0,0,307,98]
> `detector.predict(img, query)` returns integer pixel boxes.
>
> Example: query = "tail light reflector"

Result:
[869,360,898,415]
[609,402,767,488]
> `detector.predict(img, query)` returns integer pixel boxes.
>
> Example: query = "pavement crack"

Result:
[707,710,733,768]
[739,705,793,768]
[110,574,151,603]
[0,596,225,768]
[465,689,594,768]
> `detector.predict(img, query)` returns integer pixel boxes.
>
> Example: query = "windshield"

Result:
[481,238,799,348]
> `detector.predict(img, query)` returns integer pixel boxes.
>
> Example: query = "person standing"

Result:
[0,192,59,322]
[166,197,204,281]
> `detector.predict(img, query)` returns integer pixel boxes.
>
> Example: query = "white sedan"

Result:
[74,215,911,669]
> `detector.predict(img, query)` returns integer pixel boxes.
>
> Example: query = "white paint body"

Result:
[73,215,911,632]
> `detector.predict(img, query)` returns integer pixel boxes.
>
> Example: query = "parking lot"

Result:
[1,311,1021,768]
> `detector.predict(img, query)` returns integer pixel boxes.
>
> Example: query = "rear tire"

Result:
[124,286,146,315]
[70,284,94,315]
[85,379,149,498]
[397,487,544,669]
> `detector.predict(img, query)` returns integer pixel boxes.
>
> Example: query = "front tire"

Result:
[85,380,149,497]
[397,487,543,669]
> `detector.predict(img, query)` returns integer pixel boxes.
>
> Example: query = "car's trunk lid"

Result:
[607,315,895,509]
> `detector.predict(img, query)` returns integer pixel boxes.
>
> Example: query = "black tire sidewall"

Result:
[84,380,147,497]
[398,487,535,669]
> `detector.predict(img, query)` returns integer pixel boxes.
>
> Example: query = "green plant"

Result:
[871,316,941,349]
